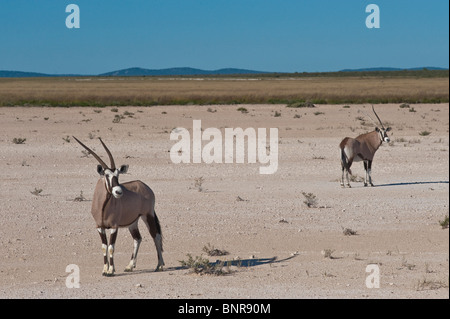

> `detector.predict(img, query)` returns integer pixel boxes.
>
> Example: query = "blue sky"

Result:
[0,0,448,74]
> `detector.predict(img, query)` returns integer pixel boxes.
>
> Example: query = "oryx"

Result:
[73,137,164,276]
[339,106,391,188]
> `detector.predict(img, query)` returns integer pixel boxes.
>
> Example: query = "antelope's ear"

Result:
[97,164,105,176]
[386,127,392,132]
[375,127,380,132]
[119,164,129,174]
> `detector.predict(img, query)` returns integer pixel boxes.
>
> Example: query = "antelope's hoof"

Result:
[364,183,368,187]
[124,267,134,272]
[103,266,115,277]
[347,184,351,188]
[370,183,375,187]
[155,266,164,272]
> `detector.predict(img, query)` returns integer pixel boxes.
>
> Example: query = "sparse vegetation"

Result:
[123,111,134,117]
[419,130,431,136]
[415,278,449,291]
[30,188,43,196]
[350,174,364,183]
[194,177,205,192]
[286,101,316,108]
[302,192,318,208]
[321,249,335,259]
[179,254,228,276]
[202,243,229,256]
[112,114,124,123]
[237,107,248,114]
[1,73,447,107]
[439,215,449,229]
[342,227,357,236]
[73,190,87,202]
[401,256,416,270]
[12,137,26,144]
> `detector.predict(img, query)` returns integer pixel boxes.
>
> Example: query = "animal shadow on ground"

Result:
[374,180,449,188]
[113,255,297,277]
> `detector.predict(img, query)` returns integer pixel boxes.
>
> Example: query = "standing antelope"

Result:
[73,137,164,276]
[339,106,391,188]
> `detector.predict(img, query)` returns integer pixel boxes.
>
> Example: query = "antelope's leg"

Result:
[97,228,109,276]
[346,159,353,188]
[363,161,369,187]
[106,228,118,276]
[125,221,142,272]
[142,213,165,272]
[368,160,374,186]
[340,166,345,187]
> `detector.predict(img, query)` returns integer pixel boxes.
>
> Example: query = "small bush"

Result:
[113,114,124,123]
[342,227,357,236]
[179,254,228,276]
[194,177,205,192]
[302,192,318,208]
[203,243,229,256]
[30,188,43,196]
[73,190,87,202]
[13,138,26,144]
[439,215,449,229]
[419,131,431,136]
[321,249,335,259]
[287,101,315,108]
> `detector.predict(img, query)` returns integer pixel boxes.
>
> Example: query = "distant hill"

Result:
[0,70,82,77]
[99,67,268,76]
[0,70,54,78]
[0,66,447,78]
[339,66,447,72]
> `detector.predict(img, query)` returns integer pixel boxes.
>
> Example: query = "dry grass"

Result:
[0,76,448,106]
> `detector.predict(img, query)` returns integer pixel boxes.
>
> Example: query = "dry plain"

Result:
[0,102,448,299]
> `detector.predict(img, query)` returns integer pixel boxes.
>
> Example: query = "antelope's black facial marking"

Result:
[101,168,122,198]
[97,164,128,198]
[376,127,391,143]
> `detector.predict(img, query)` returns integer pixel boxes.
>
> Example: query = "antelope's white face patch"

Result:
[378,129,390,143]
[104,169,124,198]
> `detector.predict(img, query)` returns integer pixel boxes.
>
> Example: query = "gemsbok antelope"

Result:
[73,137,164,276]
[339,106,391,188]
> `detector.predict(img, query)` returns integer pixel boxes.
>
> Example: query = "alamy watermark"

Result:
[366,4,380,29]
[170,120,279,174]
[365,264,380,288]
[66,4,80,29]
[65,264,80,288]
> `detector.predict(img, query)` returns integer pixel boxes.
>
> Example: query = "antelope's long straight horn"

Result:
[372,105,385,129]
[73,136,109,169]
[99,138,116,170]
[361,108,379,127]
